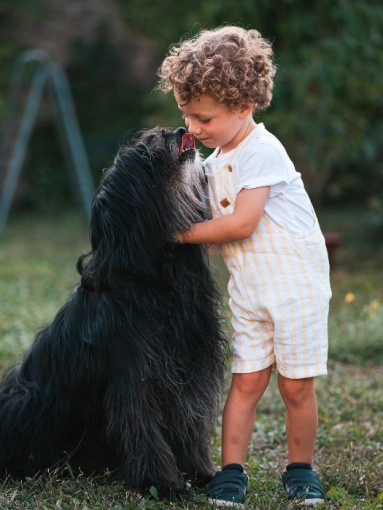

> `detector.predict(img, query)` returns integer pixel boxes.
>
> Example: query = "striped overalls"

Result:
[206,133,331,379]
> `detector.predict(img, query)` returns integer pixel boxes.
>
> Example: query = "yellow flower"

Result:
[345,292,355,303]
[369,299,380,311]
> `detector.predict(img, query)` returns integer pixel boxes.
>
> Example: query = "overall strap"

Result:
[228,127,260,167]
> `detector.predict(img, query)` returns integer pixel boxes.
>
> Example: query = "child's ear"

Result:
[239,104,254,117]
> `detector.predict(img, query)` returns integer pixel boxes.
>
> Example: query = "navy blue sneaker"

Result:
[282,463,325,506]
[207,464,248,508]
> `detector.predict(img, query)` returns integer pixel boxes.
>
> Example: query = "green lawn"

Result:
[0,210,382,509]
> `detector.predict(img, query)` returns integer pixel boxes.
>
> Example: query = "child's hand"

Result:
[176,232,185,243]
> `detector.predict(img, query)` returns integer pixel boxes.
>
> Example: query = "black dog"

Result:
[0,127,227,498]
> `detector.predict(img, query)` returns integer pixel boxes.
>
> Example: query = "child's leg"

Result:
[278,375,318,464]
[222,366,272,466]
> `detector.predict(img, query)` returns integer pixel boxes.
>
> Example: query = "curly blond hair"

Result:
[157,26,276,111]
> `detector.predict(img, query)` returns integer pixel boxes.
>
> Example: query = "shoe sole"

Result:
[207,497,244,508]
[296,499,325,506]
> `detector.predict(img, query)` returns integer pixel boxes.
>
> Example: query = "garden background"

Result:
[0,0,382,508]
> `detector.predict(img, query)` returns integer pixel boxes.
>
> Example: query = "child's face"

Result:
[174,92,253,155]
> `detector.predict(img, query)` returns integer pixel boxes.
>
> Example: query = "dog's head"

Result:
[122,126,206,231]
[79,127,207,284]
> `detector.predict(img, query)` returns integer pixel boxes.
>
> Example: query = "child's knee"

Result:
[278,376,315,406]
[231,368,271,396]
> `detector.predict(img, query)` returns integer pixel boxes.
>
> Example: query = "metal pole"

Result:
[0,50,52,182]
[50,64,95,221]
[0,65,50,230]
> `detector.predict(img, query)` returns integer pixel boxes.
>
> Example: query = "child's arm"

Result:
[179,186,270,244]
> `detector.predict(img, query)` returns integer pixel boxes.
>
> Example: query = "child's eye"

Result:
[200,119,211,124]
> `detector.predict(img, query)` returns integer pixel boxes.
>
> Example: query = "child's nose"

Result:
[186,119,202,135]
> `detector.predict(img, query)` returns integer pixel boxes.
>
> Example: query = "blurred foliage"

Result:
[117,0,383,204]
[67,26,149,166]
[0,0,382,224]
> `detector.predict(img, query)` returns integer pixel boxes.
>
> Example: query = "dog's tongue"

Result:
[180,133,195,153]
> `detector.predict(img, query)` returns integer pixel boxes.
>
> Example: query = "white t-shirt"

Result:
[203,123,315,235]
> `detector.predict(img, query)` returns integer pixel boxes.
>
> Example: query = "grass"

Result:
[318,206,383,366]
[0,209,383,509]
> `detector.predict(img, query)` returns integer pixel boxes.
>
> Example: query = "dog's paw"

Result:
[186,470,215,488]
[155,484,192,501]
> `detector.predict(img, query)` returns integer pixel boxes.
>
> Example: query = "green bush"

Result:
[0,0,382,220]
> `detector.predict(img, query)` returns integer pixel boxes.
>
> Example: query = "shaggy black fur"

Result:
[0,127,227,498]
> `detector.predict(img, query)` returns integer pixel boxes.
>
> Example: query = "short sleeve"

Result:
[235,142,289,198]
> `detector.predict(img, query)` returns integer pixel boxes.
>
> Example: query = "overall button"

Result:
[220,198,230,208]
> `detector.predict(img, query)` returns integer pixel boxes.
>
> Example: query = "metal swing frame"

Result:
[0,49,95,230]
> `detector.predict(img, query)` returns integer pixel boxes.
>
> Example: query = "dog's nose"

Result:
[173,127,187,136]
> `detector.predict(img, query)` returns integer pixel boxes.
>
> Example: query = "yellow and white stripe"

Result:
[207,134,331,379]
